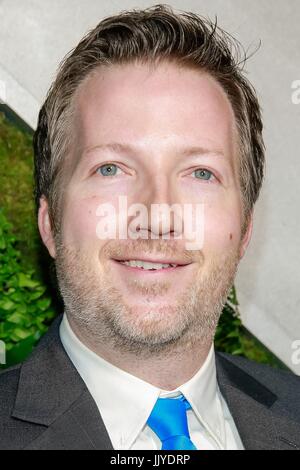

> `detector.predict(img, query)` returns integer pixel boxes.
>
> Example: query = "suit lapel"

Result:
[216,352,300,450]
[24,390,113,450]
[11,315,114,450]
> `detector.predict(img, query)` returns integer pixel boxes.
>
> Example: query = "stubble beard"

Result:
[55,238,241,359]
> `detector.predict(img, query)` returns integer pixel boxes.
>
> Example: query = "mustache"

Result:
[102,238,203,264]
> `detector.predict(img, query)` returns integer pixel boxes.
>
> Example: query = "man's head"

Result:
[35,5,265,358]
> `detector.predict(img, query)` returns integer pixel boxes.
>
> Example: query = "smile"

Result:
[112,259,192,274]
[119,260,177,270]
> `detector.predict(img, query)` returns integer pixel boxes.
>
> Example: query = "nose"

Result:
[137,173,183,240]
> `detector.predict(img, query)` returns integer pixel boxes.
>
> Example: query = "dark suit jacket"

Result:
[1,314,300,450]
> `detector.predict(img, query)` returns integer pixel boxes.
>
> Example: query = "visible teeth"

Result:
[120,260,177,270]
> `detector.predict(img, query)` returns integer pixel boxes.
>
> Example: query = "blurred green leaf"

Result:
[6,312,25,324]
[0,299,15,311]
[17,272,39,289]
[5,335,37,367]
[36,297,51,311]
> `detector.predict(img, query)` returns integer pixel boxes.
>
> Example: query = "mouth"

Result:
[112,258,192,273]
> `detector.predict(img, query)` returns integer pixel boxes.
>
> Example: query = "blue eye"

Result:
[96,164,120,177]
[193,169,214,181]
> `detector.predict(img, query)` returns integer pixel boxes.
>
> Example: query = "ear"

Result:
[38,196,56,258]
[239,211,254,260]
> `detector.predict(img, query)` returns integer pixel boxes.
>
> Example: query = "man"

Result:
[1,4,300,450]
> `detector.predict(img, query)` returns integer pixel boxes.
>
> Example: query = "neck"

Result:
[68,316,212,390]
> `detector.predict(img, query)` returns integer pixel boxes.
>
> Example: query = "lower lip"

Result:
[112,260,191,275]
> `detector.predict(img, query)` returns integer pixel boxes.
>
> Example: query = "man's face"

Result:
[39,61,252,356]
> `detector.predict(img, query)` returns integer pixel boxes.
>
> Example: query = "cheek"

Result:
[202,203,242,253]
[61,197,105,247]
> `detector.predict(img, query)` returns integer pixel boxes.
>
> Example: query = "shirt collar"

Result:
[59,313,224,449]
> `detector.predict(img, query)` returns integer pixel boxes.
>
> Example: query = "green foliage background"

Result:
[0,111,285,370]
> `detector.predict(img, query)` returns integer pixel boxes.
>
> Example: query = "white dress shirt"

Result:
[59,313,244,450]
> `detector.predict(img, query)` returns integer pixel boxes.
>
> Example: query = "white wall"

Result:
[0,0,299,373]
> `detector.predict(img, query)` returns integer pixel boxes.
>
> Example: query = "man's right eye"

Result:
[95,163,123,177]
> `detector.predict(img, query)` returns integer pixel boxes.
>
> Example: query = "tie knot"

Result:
[147,394,197,450]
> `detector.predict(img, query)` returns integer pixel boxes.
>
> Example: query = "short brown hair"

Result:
[33,3,265,234]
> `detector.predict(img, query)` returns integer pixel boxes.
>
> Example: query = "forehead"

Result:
[73,61,238,163]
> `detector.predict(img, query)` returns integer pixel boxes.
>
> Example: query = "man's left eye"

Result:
[95,164,123,177]
[192,169,215,181]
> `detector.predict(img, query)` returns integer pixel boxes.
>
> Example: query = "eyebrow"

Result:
[83,142,224,159]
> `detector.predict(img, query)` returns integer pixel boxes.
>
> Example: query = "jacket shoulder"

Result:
[0,364,47,449]
[0,364,21,411]
[0,365,22,448]
[216,351,300,402]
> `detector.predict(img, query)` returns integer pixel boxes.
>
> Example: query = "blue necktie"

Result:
[147,394,197,450]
